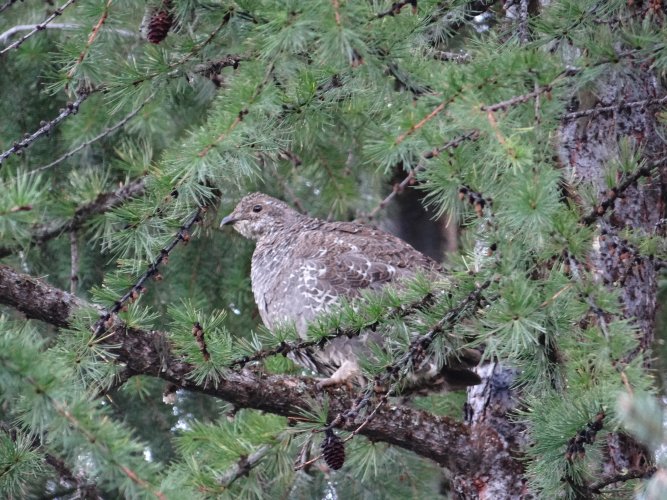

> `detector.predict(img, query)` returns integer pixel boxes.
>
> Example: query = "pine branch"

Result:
[0,358,165,499]
[129,10,235,87]
[581,157,665,225]
[481,83,555,112]
[295,279,492,471]
[92,207,203,336]
[197,61,273,158]
[0,0,77,55]
[0,177,147,259]
[229,291,437,369]
[563,95,667,121]
[30,92,157,174]
[70,231,79,294]
[217,444,271,487]
[0,24,135,44]
[0,0,19,15]
[376,0,418,19]
[0,90,93,166]
[326,278,492,433]
[67,0,112,81]
[360,130,480,222]
[589,466,657,494]
[0,264,510,475]
[564,410,605,462]
[0,421,103,499]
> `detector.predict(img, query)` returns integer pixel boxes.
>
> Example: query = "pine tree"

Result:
[0,1,666,498]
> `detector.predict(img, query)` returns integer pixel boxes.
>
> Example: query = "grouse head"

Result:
[220,192,301,241]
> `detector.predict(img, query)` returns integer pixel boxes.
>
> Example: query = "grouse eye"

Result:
[252,204,263,213]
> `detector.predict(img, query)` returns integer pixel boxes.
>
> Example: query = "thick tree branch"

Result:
[0,264,493,474]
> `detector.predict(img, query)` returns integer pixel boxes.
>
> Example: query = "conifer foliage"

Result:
[0,0,666,498]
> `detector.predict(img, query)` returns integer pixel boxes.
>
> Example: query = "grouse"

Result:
[221,192,480,389]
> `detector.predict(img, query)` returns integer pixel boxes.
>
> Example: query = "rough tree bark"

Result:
[455,60,667,498]
[558,68,666,486]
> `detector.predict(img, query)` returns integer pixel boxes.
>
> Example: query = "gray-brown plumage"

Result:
[221,193,480,389]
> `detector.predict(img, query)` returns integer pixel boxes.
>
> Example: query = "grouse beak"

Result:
[220,214,237,228]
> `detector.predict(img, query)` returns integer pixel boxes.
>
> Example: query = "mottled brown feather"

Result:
[221,193,479,388]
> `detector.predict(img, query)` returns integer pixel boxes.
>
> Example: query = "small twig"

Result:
[0,0,20,15]
[481,84,553,112]
[67,0,112,81]
[422,129,481,160]
[361,130,481,222]
[198,110,248,157]
[70,231,79,294]
[0,23,135,44]
[229,291,438,369]
[376,0,417,18]
[534,80,541,125]
[589,466,657,494]
[93,208,203,336]
[581,158,664,225]
[395,101,446,145]
[486,110,516,157]
[0,0,78,55]
[0,91,93,166]
[30,92,157,174]
[563,95,667,121]
[217,445,271,487]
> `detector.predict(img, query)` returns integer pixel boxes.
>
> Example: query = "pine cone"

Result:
[321,430,345,470]
[146,2,173,44]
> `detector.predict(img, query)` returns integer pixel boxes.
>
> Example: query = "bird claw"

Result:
[315,360,360,391]
[315,377,355,391]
